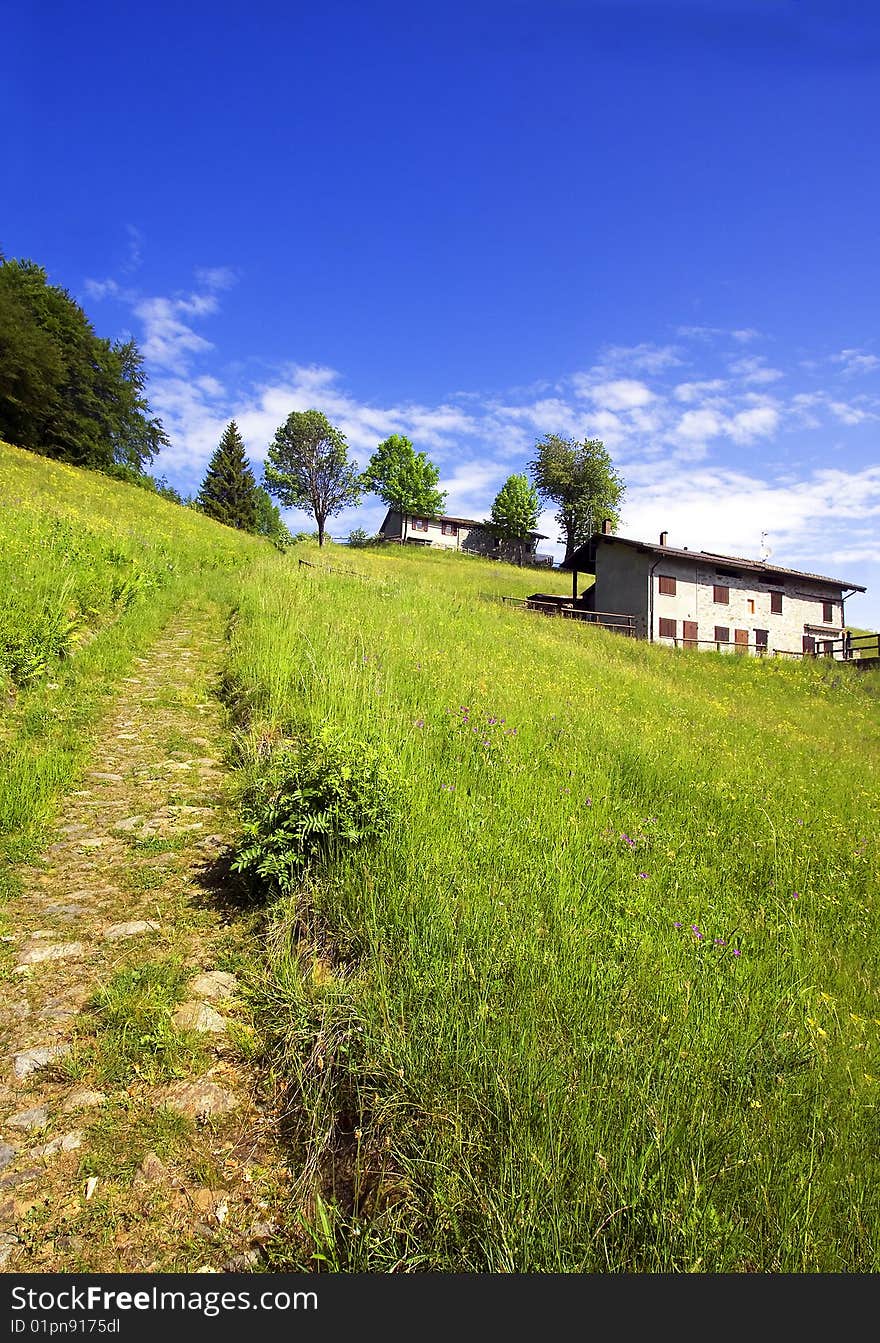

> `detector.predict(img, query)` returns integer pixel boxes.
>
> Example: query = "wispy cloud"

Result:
[832,348,880,376]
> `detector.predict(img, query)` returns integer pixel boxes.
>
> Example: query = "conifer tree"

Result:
[197,421,258,531]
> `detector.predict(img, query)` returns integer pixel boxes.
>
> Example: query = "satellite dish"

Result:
[760,530,773,562]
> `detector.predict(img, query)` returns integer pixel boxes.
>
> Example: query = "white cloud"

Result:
[195,266,238,292]
[581,378,655,411]
[729,356,783,385]
[673,379,728,403]
[832,348,880,376]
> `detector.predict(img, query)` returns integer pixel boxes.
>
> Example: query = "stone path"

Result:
[0,605,293,1271]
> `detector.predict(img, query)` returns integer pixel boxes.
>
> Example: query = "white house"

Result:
[378,509,550,563]
[562,525,867,657]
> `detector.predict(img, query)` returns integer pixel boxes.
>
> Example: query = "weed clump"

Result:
[232,729,398,899]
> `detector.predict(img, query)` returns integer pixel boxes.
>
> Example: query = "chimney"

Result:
[659,530,668,546]
[601,518,613,535]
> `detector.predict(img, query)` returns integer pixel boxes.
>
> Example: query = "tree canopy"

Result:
[263,409,361,547]
[197,421,258,532]
[362,434,446,540]
[0,254,167,472]
[488,473,540,563]
[528,435,624,564]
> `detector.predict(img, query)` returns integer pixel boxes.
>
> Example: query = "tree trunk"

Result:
[317,516,325,547]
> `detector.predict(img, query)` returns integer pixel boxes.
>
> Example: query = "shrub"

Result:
[347,528,374,548]
[231,730,398,898]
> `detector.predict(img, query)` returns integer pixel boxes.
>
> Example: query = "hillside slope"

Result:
[227,546,880,1271]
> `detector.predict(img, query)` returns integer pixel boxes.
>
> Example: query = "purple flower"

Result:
[621,834,636,848]
[637,872,649,879]
[732,948,741,958]
[792,891,799,899]
[414,719,424,729]
[585,797,592,807]
[673,922,682,928]
[691,925,703,940]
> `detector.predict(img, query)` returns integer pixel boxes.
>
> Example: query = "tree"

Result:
[197,421,258,531]
[362,433,446,541]
[488,473,540,565]
[253,485,294,549]
[0,254,167,471]
[263,410,361,547]
[528,435,624,565]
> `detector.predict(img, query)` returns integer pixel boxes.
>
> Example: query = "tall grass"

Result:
[0,440,265,873]
[228,548,880,1271]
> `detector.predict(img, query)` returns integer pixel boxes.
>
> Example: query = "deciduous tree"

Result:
[528,435,624,565]
[263,410,361,547]
[488,473,540,565]
[362,433,446,540]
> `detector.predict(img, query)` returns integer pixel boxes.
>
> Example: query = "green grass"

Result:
[225,547,880,1272]
[3,440,878,1271]
[0,439,265,873]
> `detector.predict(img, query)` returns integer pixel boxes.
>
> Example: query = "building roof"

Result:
[562,533,866,592]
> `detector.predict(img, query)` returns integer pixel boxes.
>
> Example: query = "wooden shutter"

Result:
[658,575,676,595]
[683,621,698,648]
[714,625,729,644]
[734,628,748,653]
[770,591,783,613]
[803,634,815,655]
[658,617,676,639]
[713,584,729,604]
[823,601,834,622]
[755,628,768,651]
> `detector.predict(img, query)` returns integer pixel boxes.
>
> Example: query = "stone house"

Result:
[378,509,550,563]
[562,524,866,657]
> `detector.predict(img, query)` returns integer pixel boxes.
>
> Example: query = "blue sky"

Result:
[5,0,880,625]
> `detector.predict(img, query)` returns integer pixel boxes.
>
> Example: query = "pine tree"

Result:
[197,421,258,531]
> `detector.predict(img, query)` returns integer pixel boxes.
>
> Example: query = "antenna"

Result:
[760,530,773,562]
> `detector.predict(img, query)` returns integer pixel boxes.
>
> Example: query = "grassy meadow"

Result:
[2,441,879,1271]
[0,439,262,869]
[228,547,880,1272]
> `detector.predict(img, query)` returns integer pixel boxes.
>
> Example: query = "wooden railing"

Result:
[501,596,636,636]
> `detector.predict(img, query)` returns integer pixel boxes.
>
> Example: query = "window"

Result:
[412,518,428,531]
[441,522,458,536]
[802,634,815,655]
[713,584,729,604]
[716,566,739,578]
[747,598,755,615]
[658,575,676,595]
[714,626,730,644]
[770,591,783,614]
[734,628,748,653]
[823,600,834,622]
[755,628,769,651]
[683,620,698,648]
[658,617,677,639]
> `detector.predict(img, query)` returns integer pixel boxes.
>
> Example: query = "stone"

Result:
[133,1151,169,1187]
[161,1079,238,1120]
[32,1130,82,1158]
[0,1231,18,1267]
[172,1002,226,1034]
[13,1044,70,1080]
[61,1090,106,1113]
[7,1107,48,1132]
[0,1143,17,1171]
[103,920,160,940]
[78,839,108,849]
[88,773,123,783]
[18,941,85,966]
[114,816,147,833]
[189,971,238,1002]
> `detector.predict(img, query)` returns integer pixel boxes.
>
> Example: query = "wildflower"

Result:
[585,797,592,807]
[691,925,703,939]
[621,834,636,848]
[637,872,649,879]
[792,891,799,899]
[414,719,424,729]
[732,948,741,958]
[673,922,682,928]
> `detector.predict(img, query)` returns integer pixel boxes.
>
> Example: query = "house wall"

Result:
[381,511,539,559]
[647,553,845,655]
[592,544,651,637]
